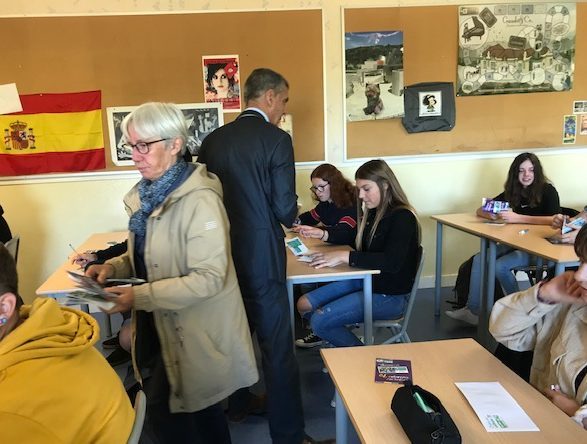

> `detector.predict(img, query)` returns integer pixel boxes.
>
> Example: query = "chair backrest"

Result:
[3,235,20,264]
[396,246,425,335]
[127,390,147,444]
[373,246,425,344]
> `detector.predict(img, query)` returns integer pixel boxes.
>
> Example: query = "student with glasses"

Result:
[293,163,357,246]
[296,160,421,348]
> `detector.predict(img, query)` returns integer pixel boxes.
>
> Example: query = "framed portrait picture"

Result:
[106,106,135,166]
[418,91,442,117]
[107,103,224,166]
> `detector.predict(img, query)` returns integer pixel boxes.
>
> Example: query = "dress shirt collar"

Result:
[243,107,270,123]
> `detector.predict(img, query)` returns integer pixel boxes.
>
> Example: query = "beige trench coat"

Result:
[108,163,258,412]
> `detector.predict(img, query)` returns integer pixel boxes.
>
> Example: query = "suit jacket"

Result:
[198,109,297,288]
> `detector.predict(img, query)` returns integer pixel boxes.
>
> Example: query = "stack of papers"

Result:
[65,271,118,311]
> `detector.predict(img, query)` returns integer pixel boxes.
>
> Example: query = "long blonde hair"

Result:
[355,160,419,250]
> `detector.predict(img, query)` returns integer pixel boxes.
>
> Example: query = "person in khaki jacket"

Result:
[88,102,258,444]
[490,224,587,430]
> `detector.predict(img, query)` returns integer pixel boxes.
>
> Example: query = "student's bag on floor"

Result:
[391,383,461,444]
[452,255,504,308]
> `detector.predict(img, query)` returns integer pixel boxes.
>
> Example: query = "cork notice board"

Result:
[0,10,325,169]
[344,5,587,158]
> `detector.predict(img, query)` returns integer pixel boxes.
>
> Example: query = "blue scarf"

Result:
[129,160,188,237]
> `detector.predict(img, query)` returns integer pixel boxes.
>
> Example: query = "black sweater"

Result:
[298,201,357,245]
[349,208,419,295]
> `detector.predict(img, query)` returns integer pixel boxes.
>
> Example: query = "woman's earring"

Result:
[0,316,8,325]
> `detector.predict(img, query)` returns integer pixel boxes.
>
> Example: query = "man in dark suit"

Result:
[198,68,306,444]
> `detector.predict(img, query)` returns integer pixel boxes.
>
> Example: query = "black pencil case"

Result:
[391,383,461,443]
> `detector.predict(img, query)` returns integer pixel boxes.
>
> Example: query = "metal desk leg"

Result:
[104,313,112,337]
[477,239,486,343]
[363,275,373,345]
[286,280,296,351]
[434,221,443,316]
[535,257,544,282]
[554,262,565,276]
[335,390,349,444]
[482,241,497,347]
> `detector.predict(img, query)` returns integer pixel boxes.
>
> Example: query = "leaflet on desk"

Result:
[455,382,539,432]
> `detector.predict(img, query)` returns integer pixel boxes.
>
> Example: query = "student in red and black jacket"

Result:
[293,163,357,246]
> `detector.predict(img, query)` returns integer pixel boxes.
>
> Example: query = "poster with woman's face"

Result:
[202,55,241,113]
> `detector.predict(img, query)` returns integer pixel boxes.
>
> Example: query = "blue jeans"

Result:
[305,279,408,347]
[467,244,533,315]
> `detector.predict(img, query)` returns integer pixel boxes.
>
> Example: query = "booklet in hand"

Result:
[285,236,311,256]
[481,198,509,214]
[374,358,412,384]
[66,271,118,310]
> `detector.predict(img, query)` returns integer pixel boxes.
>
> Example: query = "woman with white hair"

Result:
[87,102,258,443]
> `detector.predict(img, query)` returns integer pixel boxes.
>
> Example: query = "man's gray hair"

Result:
[244,68,289,104]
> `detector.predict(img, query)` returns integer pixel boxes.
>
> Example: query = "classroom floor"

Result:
[98,285,487,443]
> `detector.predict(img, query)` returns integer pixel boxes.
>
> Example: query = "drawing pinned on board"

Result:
[562,114,576,144]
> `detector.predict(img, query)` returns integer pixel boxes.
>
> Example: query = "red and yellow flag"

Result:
[0,91,105,176]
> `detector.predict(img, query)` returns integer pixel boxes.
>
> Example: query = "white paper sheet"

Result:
[455,382,539,432]
[0,83,22,114]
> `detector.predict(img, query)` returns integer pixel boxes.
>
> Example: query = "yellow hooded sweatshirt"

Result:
[0,297,134,443]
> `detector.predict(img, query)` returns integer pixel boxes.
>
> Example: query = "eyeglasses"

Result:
[122,138,170,154]
[310,183,329,193]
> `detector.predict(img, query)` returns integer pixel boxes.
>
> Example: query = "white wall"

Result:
[2,0,586,302]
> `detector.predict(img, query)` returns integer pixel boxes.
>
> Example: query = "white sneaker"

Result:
[445,307,479,326]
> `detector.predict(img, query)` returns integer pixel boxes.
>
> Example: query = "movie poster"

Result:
[202,55,241,112]
[344,31,404,122]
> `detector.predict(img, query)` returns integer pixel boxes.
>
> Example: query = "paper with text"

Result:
[455,382,539,432]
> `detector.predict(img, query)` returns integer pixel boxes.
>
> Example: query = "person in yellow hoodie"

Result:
[0,244,134,443]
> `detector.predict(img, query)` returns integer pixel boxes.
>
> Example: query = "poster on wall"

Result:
[457,3,575,96]
[562,114,576,144]
[107,103,223,166]
[344,31,404,122]
[580,115,587,136]
[202,55,241,113]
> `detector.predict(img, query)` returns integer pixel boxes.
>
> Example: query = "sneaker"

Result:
[295,332,325,348]
[102,335,119,349]
[106,347,132,367]
[445,307,479,326]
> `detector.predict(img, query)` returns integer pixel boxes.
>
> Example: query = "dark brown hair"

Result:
[0,244,23,308]
[310,163,355,209]
[504,152,549,208]
[575,224,587,262]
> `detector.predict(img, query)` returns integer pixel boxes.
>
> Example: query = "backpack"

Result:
[452,255,504,308]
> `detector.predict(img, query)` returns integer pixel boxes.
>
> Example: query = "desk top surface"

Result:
[36,231,127,296]
[38,231,379,294]
[432,213,578,263]
[285,233,380,280]
[321,338,586,443]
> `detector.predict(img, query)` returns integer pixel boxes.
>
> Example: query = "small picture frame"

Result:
[418,91,442,117]
[107,103,224,166]
[402,82,455,133]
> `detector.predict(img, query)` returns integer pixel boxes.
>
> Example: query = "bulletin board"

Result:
[0,10,325,169]
[344,4,587,158]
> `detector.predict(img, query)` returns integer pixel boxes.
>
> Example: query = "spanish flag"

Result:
[0,91,105,176]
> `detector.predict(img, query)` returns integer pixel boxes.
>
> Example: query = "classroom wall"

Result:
[2,0,587,303]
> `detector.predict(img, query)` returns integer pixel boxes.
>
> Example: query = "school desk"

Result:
[321,338,587,444]
[432,213,579,343]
